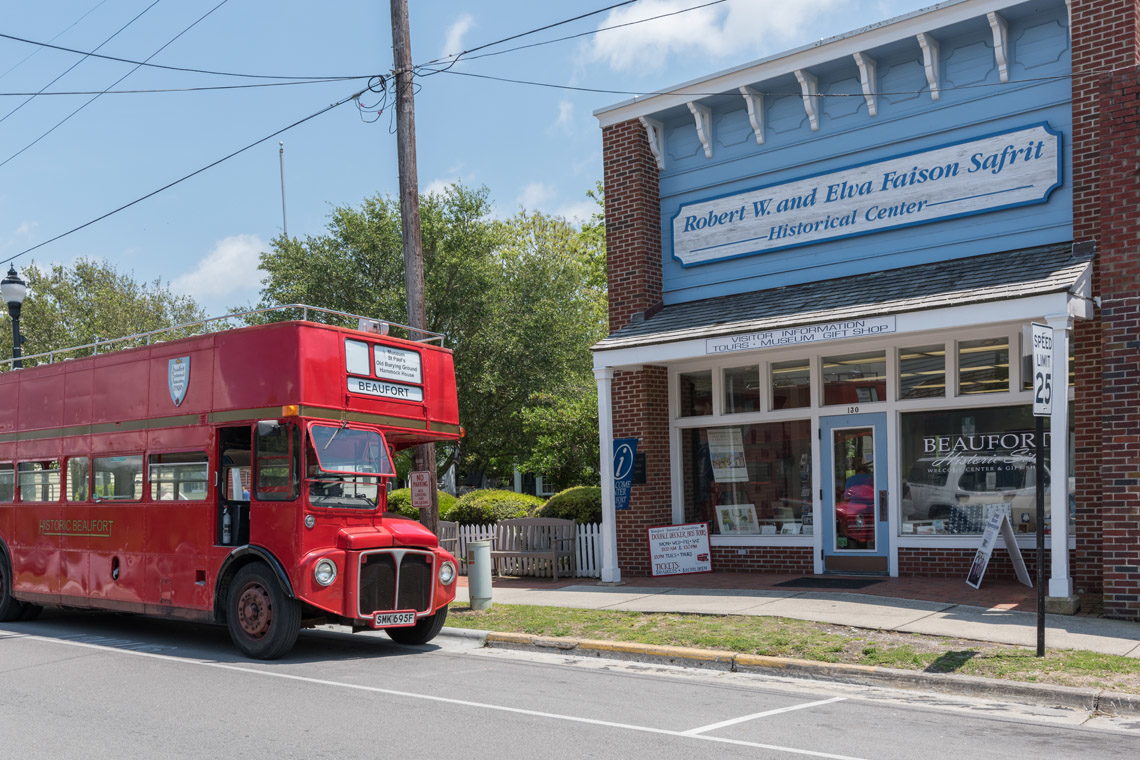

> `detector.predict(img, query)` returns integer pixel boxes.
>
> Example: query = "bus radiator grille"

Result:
[358,550,434,618]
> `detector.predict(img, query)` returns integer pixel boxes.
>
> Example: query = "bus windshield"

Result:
[307,425,393,510]
[309,425,394,476]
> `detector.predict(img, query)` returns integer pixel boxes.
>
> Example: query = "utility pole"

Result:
[390,0,439,536]
[278,141,288,238]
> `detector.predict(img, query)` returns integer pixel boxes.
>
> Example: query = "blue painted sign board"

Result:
[613,438,637,511]
[672,124,1062,267]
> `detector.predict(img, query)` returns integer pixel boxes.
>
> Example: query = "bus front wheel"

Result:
[385,606,448,646]
[226,563,301,660]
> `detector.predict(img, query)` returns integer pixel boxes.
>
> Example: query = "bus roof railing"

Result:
[0,303,445,370]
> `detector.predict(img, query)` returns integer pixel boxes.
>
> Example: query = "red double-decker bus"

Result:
[0,306,462,659]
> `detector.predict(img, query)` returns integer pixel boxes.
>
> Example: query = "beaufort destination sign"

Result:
[672,123,1061,266]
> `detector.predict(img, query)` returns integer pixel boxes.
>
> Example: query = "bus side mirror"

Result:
[256,420,281,437]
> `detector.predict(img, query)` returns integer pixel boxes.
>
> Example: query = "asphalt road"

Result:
[1,610,1139,759]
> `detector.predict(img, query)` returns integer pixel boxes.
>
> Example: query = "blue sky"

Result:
[0,0,935,315]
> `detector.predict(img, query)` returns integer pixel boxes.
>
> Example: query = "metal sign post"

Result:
[1031,322,1053,657]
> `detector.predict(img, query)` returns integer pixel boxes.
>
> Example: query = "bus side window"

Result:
[148,452,208,501]
[0,463,13,502]
[17,461,61,502]
[254,422,299,501]
[67,457,90,502]
[94,456,143,501]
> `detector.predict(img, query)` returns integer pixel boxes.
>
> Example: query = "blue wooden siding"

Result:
[657,0,1072,305]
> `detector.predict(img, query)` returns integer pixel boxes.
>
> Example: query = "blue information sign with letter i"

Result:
[613,438,637,511]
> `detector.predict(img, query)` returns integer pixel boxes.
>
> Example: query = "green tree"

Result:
[0,259,204,365]
[256,183,607,483]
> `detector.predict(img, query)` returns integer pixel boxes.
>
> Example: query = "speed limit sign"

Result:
[1031,323,1053,417]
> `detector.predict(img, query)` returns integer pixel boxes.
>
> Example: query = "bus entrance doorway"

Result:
[218,427,251,547]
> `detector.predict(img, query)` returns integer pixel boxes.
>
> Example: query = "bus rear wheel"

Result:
[226,564,301,660]
[385,606,448,646]
[0,555,28,623]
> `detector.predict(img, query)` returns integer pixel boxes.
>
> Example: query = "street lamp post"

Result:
[1,266,27,369]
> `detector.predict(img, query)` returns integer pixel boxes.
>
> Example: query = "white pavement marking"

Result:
[682,696,848,735]
[7,632,870,760]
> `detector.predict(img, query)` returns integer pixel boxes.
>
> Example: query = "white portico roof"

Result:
[593,242,1092,370]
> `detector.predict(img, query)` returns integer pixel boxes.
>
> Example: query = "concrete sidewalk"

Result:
[454,579,1140,657]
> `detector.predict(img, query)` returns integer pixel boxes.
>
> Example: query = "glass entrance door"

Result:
[820,413,888,573]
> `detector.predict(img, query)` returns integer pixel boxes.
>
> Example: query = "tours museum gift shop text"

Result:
[592,0,1140,620]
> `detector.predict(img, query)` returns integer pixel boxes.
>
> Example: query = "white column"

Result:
[595,366,621,583]
[1046,315,1073,599]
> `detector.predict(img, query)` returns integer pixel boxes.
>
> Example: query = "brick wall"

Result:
[711,546,813,574]
[602,120,662,332]
[1093,64,1140,619]
[612,366,671,575]
[1070,0,1140,619]
[898,547,1050,580]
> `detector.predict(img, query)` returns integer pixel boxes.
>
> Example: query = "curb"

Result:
[482,631,1140,717]
[439,626,491,642]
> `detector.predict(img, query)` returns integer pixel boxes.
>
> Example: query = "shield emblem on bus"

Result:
[168,356,190,406]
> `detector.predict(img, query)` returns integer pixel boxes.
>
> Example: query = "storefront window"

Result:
[679,370,713,416]
[958,338,1009,395]
[898,345,945,400]
[821,351,886,405]
[682,421,813,536]
[724,366,760,413]
[900,406,1073,536]
[771,360,810,409]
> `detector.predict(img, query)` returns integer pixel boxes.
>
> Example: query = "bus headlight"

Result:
[314,559,338,587]
[438,561,456,586]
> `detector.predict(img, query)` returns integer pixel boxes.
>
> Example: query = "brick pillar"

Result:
[1095,66,1140,620]
[602,119,662,331]
[602,118,670,575]
[613,366,670,574]
[1069,0,1140,610]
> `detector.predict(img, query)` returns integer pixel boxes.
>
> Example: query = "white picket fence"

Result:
[456,522,602,578]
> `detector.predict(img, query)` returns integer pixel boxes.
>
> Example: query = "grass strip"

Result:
[447,604,1140,692]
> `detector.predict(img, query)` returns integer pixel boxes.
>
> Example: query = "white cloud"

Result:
[422,177,458,197]
[587,0,846,72]
[172,234,267,313]
[441,14,475,59]
[515,181,554,211]
[553,199,598,224]
[553,99,575,133]
[14,221,37,238]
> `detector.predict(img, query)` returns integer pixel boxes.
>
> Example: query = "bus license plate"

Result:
[375,611,416,627]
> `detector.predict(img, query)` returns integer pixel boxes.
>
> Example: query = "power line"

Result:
[426,0,728,67]
[425,67,1078,100]
[0,30,373,81]
[417,0,643,70]
[0,0,229,172]
[0,77,369,97]
[0,0,110,82]
[2,86,369,266]
[0,0,162,127]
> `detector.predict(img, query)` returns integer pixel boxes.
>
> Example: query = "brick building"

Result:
[592,0,1140,620]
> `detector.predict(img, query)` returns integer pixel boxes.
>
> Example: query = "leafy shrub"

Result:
[450,489,543,525]
[539,486,602,524]
[386,487,457,520]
